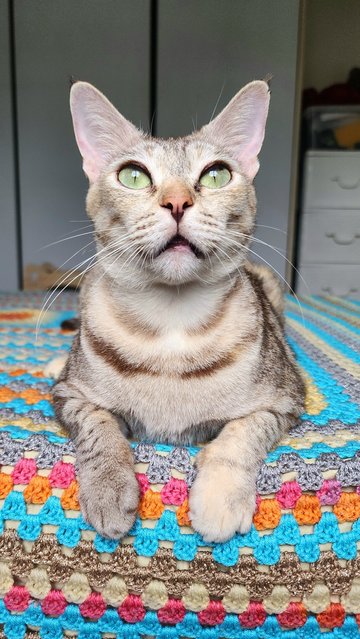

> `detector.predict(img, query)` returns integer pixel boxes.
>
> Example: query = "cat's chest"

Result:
[85,342,258,438]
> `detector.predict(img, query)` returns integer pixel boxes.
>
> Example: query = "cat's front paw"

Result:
[78,461,139,539]
[189,464,256,542]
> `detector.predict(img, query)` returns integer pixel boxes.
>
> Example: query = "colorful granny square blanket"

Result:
[0,291,359,639]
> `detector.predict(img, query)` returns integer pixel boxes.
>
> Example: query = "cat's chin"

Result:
[150,249,203,285]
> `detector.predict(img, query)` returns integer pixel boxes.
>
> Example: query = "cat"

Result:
[52,80,305,542]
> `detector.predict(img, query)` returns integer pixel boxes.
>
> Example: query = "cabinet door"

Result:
[0,1,18,290]
[157,0,300,279]
[15,0,150,281]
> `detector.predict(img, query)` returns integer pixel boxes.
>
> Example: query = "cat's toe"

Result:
[79,467,139,539]
[189,467,256,543]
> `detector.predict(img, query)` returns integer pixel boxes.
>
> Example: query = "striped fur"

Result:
[53,81,304,541]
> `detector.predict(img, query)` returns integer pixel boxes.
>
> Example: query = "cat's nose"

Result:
[160,191,194,224]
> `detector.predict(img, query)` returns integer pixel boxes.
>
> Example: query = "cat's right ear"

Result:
[70,82,141,182]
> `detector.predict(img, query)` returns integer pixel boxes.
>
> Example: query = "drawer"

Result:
[303,152,360,209]
[296,264,360,299]
[299,210,360,264]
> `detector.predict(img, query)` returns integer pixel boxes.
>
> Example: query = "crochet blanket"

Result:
[0,291,359,639]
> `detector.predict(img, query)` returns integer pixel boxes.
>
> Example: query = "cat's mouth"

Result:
[157,234,204,259]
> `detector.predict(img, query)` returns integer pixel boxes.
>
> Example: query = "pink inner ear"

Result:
[239,157,260,182]
[77,134,103,182]
[202,81,270,181]
[70,82,141,184]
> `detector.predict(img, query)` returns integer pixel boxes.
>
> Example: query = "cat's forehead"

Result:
[132,135,228,178]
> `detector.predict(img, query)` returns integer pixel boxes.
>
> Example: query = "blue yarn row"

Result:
[0,372,53,386]
[0,602,359,639]
[287,310,360,365]
[286,297,360,337]
[287,336,360,425]
[1,492,359,564]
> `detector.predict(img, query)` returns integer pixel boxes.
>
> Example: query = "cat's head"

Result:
[70,80,269,287]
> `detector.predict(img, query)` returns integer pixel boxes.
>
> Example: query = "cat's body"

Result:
[53,80,305,542]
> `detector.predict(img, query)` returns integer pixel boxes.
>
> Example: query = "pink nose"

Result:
[160,192,194,224]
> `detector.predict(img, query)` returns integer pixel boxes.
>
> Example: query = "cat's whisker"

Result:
[40,229,95,250]
[255,224,287,235]
[225,227,311,296]
[36,252,99,341]
[36,234,136,336]
[200,227,305,329]
[209,81,225,122]
[214,244,244,286]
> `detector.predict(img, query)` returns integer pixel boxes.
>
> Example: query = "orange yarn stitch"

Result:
[138,489,164,520]
[317,603,345,628]
[23,476,51,504]
[293,495,322,525]
[176,499,191,527]
[19,389,51,403]
[333,492,360,522]
[253,498,281,530]
[0,388,15,402]
[60,480,80,510]
[0,472,13,499]
[9,369,27,376]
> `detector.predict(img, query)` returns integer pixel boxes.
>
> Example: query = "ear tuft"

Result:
[70,82,141,183]
[201,80,270,181]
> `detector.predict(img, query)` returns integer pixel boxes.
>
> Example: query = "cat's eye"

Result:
[118,164,151,189]
[199,164,231,189]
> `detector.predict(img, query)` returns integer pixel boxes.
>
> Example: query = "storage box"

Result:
[304,106,360,150]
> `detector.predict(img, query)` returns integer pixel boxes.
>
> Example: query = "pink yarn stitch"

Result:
[161,477,188,505]
[317,479,342,505]
[198,601,226,626]
[80,592,106,619]
[49,461,76,488]
[136,473,149,497]
[239,602,266,628]
[4,585,29,612]
[277,602,307,628]
[276,481,302,509]
[12,458,37,484]
[118,595,146,623]
[157,599,186,624]
[41,590,67,616]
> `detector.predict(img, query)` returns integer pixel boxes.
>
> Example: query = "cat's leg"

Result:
[53,382,139,539]
[189,411,293,542]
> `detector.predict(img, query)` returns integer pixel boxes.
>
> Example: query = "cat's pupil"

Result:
[210,170,218,181]
[132,170,140,181]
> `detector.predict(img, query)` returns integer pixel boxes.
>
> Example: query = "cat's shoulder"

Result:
[244,261,285,318]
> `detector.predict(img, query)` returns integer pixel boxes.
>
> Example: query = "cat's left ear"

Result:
[201,80,270,181]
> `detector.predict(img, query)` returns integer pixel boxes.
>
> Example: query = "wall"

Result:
[303,0,360,90]
[0,0,301,288]
[157,0,301,281]
[0,1,18,290]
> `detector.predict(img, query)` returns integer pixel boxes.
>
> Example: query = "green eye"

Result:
[118,164,151,189]
[199,164,231,189]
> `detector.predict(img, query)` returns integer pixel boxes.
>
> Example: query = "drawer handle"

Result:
[331,176,360,190]
[326,232,360,245]
[321,286,358,297]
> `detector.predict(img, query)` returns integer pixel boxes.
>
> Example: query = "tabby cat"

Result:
[53,80,304,542]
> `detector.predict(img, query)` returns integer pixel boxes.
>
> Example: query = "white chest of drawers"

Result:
[297,151,360,299]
